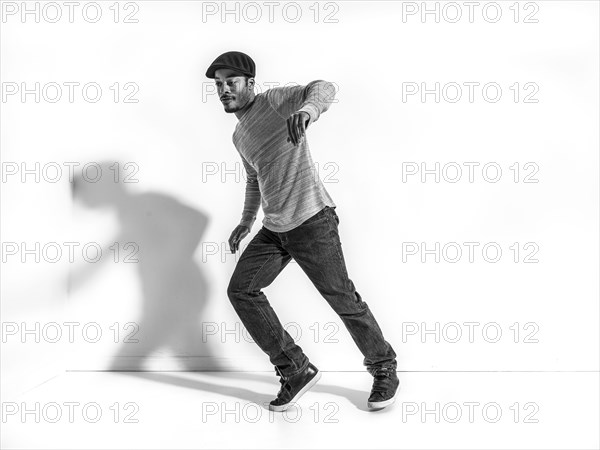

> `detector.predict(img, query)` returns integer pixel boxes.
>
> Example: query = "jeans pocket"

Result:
[332,210,339,225]
[302,208,328,226]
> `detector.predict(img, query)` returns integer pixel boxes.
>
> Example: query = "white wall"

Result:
[2,1,598,391]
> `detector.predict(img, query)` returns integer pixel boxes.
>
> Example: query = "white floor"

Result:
[2,370,598,449]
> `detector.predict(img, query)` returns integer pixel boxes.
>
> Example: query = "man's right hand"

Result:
[229,225,250,253]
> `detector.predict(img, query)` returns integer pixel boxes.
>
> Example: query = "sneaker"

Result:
[269,363,321,412]
[367,367,399,410]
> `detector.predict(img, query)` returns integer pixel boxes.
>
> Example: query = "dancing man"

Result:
[206,51,398,411]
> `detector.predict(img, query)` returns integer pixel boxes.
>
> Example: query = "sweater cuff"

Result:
[298,103,319,126]
[240,215,256,232]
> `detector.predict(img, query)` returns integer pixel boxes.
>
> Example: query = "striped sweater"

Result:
[232,80,337,233]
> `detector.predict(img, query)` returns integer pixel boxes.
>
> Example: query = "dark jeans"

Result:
[227,206,397,378]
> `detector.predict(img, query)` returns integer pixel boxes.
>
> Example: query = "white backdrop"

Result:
[2,1,598,394]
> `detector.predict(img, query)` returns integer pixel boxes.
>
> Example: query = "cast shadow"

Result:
[70,160,221,371]
[112,370,374,412]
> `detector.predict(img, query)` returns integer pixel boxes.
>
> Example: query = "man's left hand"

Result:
[287,111,310,146]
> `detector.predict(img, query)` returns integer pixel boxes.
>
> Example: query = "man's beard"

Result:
[223,90,250,113]
[224,103,241,113]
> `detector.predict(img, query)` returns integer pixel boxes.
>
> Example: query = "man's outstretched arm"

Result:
[267,80,337,144]
[296,79,337,126]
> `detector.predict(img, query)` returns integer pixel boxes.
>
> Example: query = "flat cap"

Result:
[205,51,256,79]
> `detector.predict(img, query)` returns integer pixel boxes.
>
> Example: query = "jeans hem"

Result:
[278,359,310,378]
[366,359,398,374]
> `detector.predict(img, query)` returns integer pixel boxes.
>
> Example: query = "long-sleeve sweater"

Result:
[232,80,337,233]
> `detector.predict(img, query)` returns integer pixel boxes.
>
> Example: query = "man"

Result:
[206,50,398,411]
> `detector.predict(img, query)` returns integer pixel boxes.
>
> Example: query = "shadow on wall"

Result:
[70,160,220,371]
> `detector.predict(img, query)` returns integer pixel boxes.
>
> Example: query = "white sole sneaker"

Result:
[367,393,398,410]
[269,370,322,412]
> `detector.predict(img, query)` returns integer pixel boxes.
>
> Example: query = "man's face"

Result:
[214,68,254,113]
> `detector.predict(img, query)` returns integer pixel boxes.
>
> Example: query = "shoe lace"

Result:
[371,368,395,394]
[275,368,292,397]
